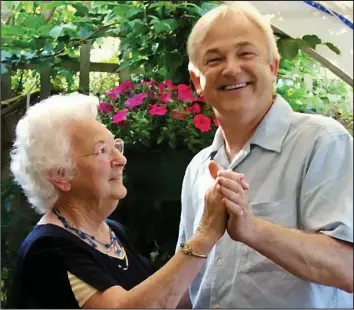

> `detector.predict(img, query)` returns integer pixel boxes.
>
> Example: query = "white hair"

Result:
[10,93,99,214]
[187,2,280,74]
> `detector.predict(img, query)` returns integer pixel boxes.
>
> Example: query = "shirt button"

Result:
[216,259,222,266]
[214,304,220,308]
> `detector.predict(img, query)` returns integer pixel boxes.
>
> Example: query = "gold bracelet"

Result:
[180,242,208,258]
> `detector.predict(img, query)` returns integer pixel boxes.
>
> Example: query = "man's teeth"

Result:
[224,83,248,90]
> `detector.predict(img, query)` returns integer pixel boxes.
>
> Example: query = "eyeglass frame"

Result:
[77,138,124,160]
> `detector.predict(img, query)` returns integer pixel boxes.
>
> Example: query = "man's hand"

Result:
[216,169,259,244]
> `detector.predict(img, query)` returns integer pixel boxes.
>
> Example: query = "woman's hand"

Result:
[197,161,228,243]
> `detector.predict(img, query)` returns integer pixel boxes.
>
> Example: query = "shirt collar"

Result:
[203,95,293,162]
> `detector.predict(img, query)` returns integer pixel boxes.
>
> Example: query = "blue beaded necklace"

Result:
[53,208,129,270]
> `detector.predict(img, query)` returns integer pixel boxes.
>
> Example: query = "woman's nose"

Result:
[111,149,127,167]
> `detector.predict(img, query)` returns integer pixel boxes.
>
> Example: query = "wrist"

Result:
[242,217,267,247]
[186,232,218,256]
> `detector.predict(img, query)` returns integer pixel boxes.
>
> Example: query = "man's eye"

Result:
[207,58,222,64]
[239,52,254,57]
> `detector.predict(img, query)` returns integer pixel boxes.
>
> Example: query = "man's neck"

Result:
[217,99,274,161]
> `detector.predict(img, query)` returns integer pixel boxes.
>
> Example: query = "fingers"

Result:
[218,169,249,190]
[222,198,243,216]
[208,160,220,180]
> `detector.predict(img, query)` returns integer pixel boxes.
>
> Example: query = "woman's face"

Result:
[67,118,127,205]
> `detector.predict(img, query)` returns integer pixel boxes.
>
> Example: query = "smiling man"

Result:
[176,2,353,308]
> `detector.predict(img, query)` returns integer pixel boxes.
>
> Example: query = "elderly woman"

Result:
[6,93,247,308]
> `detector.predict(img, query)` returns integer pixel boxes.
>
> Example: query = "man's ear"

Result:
[47,168,72,192]
[189,70,202,95]
[270,58,279,82]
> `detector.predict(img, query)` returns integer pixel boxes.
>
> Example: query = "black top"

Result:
[6,220,155,308]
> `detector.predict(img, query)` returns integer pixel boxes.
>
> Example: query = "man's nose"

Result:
[222,57,242,77]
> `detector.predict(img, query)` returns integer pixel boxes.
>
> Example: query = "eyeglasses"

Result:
[79,138,124,162]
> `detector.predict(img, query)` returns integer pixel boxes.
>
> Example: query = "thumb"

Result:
[208,160,220,180]
[239,175,250,190]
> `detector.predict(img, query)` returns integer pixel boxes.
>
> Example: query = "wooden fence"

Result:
[0,43,131,103]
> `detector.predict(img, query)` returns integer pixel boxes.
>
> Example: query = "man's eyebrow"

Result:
[205,41,255,55]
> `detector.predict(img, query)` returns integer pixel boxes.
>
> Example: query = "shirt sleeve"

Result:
[67,271,98,307]
[26,236,118,298]
[300,131,353,243]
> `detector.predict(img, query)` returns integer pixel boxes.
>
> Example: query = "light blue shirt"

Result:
[176,95,353,308]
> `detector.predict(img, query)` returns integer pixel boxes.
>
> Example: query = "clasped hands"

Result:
[200,160,259,244]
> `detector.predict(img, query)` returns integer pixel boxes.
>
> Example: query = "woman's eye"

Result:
[99,145,109,154]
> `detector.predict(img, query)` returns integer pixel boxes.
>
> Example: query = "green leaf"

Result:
[22,1,34,13]
[324,42,341,55]
[2,25,27,36]
[277,38,300,60]
[49,24,77,38]
[302,35,322,49]
[71,3,89,17]
[152,19,178,34]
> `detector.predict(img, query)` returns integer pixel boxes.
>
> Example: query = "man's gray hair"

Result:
[187,2,280,74]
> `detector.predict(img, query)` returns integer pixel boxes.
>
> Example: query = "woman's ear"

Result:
[47,168,72,192]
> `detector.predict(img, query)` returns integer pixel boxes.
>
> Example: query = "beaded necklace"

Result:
[52,208,129,270]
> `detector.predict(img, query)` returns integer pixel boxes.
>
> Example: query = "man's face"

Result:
[191,12,278,115]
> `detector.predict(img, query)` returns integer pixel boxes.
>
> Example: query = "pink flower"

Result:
[148,104,167,116]
[124,93,147,109]
[193,114,211,132]
[171,111,187,120]
[98,102,113,113]
[112,109,128,125]
[213,117,220,127]
[141,80,155,86]
[165,79,174,89]
[177,84,197,102]
[160,92,172,103]
[158,82,165,94]
[187,103,201,114]
[107,80,135,99]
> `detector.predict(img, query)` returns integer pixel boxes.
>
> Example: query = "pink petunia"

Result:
[160,92,172,103]
[124,93,147,109]
[164,79,174,89]
[193,114,211,132]
[171,111,187,120]
[213,117,220,127]
[107,80,135,100]
[112,109,128,125]
[177,84,197,102]
[141,80,155,86]
[148,104,167,116]
[187,103,201,114]
[98,102,113,113]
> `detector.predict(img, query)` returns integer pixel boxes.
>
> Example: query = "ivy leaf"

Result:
[302,35,322,49]
[71,3,89,17]
[2,25,26,36]
[277,38,300,60]
[324,42,341,55]
[22,1,34,13]
[49,24,77,39]
[152,19,178,34]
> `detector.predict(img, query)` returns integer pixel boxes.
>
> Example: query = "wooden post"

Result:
[40,65,51,100]
[79,43,91,93]
[1,73,12,101]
